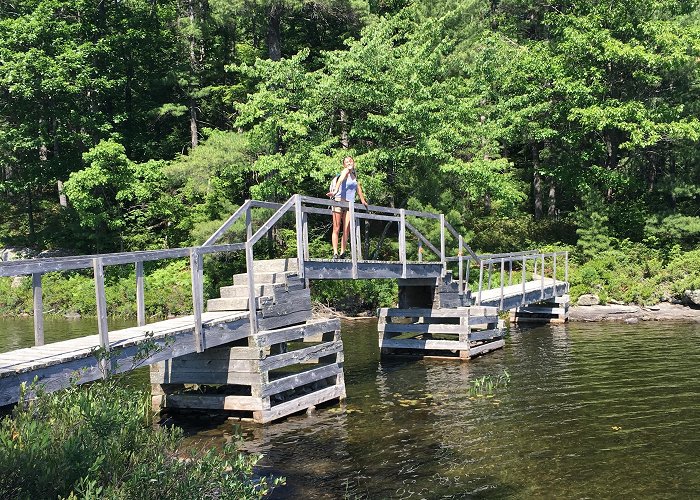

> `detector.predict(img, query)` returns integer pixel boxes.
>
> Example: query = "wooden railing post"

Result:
[245,241,258,335]
[418,241,423,262]
[477,261,484,305]
[465,258,471,294]
[521,256,526,306]
[135,261,145,327]
[32,273,44,346]
[349,200,358,279]
[540,252,545,300]
[190,249,204,352]
[355,216,363,261]
[93,257,110,377]
[488,261,493,289]
[565,251,569,292]
[508,260,513,286]
[439,214,446,268]
[294,195,305,279]
[399,209,407,278]
[553,252,557,286]
[245,204,253,241]
[302,210,309,288]
[499,258,505,310]
[458,234,463,296]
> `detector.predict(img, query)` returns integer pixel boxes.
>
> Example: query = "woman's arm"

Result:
[357,181,368,208]
[332,168,350,197]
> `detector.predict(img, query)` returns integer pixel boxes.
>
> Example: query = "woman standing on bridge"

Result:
[327,156,368,259]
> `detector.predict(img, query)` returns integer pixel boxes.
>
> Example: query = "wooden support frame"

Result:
[136,261,145,327]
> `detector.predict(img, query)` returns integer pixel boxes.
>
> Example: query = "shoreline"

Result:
[567,302,700,323]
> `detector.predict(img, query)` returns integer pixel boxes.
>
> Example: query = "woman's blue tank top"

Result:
[340,174,358,202]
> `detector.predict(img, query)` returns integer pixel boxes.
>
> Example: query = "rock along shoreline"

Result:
[568,303,700,323]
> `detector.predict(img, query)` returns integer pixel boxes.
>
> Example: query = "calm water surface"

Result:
[2,317,699,498]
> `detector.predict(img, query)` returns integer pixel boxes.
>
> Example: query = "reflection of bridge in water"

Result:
[0,195,568,422]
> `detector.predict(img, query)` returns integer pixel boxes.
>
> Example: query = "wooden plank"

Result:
[202,201,249,246]
[379,338,471,351]
[261,363,342,397]
[259,384,345,423]
[260,340,343,372]
[469,328,504,342]
[150,369,263,386]
[255,319,340,347]
[250,196,295,245]
[163,394,264,411]
[470,339,505,356]
[379,323,468,334]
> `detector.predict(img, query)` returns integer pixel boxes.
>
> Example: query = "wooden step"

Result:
[219,284,276,298]
[251,258,298,273]
[233,271,295,286]
[207,296,264,311]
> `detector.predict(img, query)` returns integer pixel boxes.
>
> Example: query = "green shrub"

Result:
[311,279,397,314]
[0,381,282,499]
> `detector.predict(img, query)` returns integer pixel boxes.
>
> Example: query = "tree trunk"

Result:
[27,186,35,245]
[547,180,556,217]
[188,0,199,149]
[267,2,282,61]
[57,180,67,208]
[532,144,542,220]
[340,109,349,149]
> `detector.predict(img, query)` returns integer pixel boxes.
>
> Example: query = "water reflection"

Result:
[2,317,700,497]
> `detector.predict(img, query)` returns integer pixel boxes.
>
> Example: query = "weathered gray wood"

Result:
[258,383,345,423]
[458,235,463,296]
[470,339,505,356]
[255,319,340,347]
[260,340,343,371]
[439,214,446,263]
[162,394,263,411]
[150,366,264,385]
[499,258,505,310]
[399,209,407,278]
[190,250,204,352]
[404,220,440,259]
[294,194,305,279]
[245,242,258,335]
[92,258,110,376]
[135,261,145,327]
[250,197,295,245]
[202,201,250,247]
[349,200,358,279]
[303,260,443,280]
[541,253,545,299]
[469,328,505,342]
[32,273,44,346]
[380,338,471,351]
[300,195,439,219]
[380,323,468,335]
[377,307,498,318]
[261,363,342,397]
[477,262,484,305]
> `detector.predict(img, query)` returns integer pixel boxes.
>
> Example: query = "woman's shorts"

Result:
[331,199,348,213]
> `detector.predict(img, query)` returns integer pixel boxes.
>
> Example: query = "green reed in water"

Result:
[469,369,510,397]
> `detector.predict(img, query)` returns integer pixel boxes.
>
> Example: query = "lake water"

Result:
[2,317,699,498]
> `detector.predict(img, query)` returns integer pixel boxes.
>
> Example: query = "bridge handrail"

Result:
[3,191,570,358]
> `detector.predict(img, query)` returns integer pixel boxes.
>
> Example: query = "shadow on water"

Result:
[3,317,700,497]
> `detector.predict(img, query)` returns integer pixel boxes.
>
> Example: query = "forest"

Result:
[1,0,699,315]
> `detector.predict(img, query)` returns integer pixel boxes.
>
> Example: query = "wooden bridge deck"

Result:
[0,311,253,406]
[303,259,444,279]
[476,279,569,309]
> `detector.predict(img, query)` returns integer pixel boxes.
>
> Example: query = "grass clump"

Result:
[0,381,282,499]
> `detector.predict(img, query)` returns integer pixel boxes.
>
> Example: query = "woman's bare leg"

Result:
[340,210,351,256]
[332,211,342,255]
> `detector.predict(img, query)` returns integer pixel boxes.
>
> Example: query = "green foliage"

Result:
[311,279,397,314]
[0,380,281,499]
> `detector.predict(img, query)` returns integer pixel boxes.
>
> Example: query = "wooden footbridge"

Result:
[0,195,568,422]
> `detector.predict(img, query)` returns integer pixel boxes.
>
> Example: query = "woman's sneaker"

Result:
[338,252,346,259]
[333,253,339,260]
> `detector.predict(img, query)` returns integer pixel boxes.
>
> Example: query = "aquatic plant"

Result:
[469,369,510,397]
